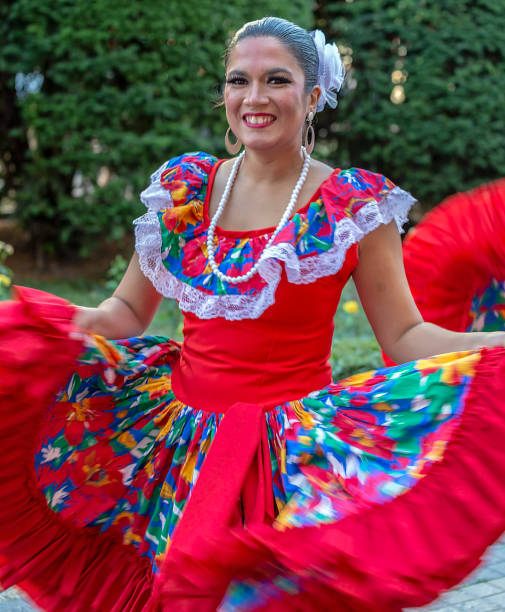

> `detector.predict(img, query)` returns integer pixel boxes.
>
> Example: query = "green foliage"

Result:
[105,253,128,291]
[330,281,383,378]
[331,337,382,379]
[1,0,311,256]
[316,0,505,208]
[0,241,14,299]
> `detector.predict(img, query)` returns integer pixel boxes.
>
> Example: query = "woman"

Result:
[2,16,505,612]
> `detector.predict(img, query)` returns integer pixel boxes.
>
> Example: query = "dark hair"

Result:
[225,17,318,93]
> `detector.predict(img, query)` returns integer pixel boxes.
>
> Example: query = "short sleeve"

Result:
[320,167,416,236]
[138,160,176,213]
[138,152,217,214]
[133,152,217,304]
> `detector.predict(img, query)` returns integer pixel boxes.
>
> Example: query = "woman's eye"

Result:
[225,76,291,86]
[226,77,247,86]
[268,76,291,85]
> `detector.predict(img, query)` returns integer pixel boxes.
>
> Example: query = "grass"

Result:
[6,274,383,380]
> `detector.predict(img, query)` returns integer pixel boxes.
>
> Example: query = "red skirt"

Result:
[2,287,505,611]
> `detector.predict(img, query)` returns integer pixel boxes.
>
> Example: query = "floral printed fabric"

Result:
[34,333,286,572]
[468,279,505,332]
[34,330,480,589]
[222,351,481,610]
[134,152,416,319]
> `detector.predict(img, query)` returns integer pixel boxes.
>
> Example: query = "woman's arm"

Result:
[352,221,505,364]
[73,253,163,339]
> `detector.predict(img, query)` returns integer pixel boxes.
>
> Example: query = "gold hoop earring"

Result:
[225,127,242,155]
[303,111,315,155]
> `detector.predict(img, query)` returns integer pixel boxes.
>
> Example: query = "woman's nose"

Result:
[244,82,268,105]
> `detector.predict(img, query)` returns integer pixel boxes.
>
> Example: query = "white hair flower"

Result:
[310,30,346,112]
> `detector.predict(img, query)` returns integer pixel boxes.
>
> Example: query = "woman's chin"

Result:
[241,137,300,155]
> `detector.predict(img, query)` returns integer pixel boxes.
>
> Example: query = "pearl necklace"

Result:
[207,147,311,284]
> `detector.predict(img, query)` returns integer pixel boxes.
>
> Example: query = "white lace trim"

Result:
[134,186,415,320]
[139,164,174,212]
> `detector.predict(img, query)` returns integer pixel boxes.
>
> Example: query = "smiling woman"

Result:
[2,15,505,612]
[223,36,317,156]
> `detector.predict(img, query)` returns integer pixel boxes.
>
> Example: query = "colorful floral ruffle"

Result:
[34,332,287,573]
[134,153,416,320]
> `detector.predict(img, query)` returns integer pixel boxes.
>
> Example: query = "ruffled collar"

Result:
[134,152,415,320]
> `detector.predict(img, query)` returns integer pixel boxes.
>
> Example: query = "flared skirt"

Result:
[2,287,505,611]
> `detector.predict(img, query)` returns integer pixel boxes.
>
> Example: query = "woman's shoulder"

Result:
[321,165,396,199]
[309,160,397,205]
[316,164,415,235]
[140,152,218,212]
[149,151,218,191]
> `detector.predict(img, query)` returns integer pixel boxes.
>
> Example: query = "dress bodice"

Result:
[172,264,357,411]
[134,152,415,410]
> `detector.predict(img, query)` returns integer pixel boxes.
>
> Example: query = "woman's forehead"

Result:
[227,36,302,74]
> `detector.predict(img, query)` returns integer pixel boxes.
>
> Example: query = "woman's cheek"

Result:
[224,91,240,122]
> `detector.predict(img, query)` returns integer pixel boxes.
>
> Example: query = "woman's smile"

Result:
[242,113,277,128]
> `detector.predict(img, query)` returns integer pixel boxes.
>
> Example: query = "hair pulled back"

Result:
[225,17,319,93]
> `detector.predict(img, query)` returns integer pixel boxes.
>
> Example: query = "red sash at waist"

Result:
[153,401,272,610]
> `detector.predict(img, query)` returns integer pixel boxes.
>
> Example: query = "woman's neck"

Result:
[239,144,306,185]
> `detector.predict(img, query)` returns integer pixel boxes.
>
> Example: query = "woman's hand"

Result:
[72,296,148,339]
[73,306,107,335]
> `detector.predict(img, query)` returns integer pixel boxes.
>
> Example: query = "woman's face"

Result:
[224,36,319,154]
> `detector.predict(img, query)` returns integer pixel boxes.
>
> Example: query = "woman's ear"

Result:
[308,85,322,114]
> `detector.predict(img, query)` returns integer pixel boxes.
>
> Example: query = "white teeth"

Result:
[244,115,274,125]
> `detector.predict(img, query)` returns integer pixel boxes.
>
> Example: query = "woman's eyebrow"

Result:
[265,68,294,76]
[226,68,294,78]
[227,70,247,78]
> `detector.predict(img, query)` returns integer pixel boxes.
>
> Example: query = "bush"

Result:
[331,336,382,380]
[0,241,14,299]
[105,253,129,291]
[315,0,505,209]
[1,0,311,257]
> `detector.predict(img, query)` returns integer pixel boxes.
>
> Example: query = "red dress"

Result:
[2,153,505,611]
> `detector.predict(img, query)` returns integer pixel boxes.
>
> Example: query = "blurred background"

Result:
[1,0,504,376]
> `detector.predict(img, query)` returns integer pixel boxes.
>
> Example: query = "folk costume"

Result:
[2,152,505,611]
